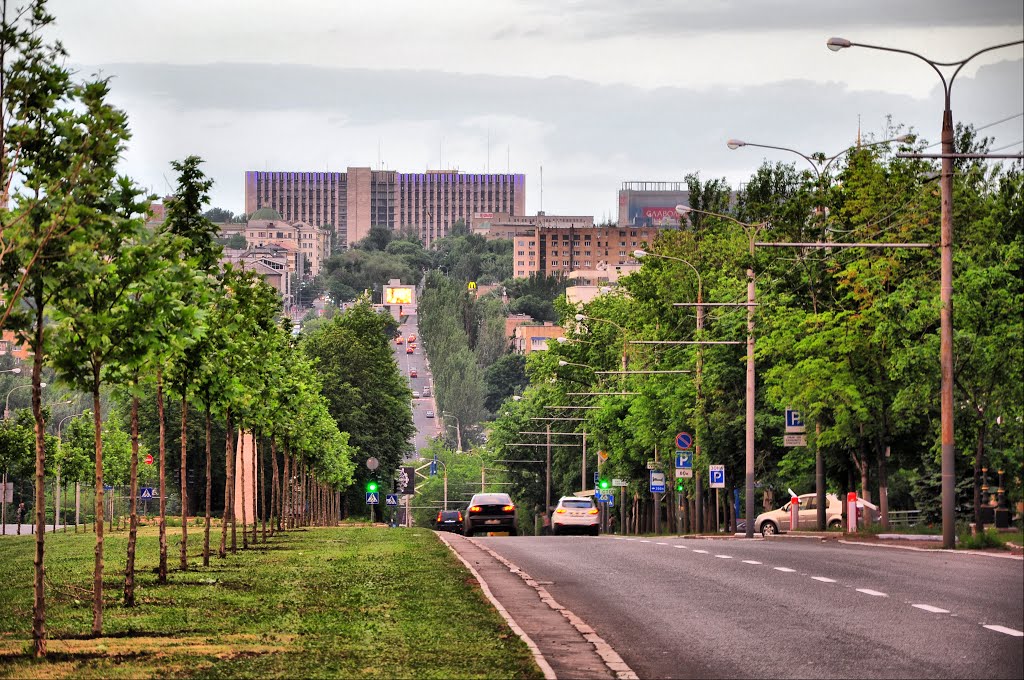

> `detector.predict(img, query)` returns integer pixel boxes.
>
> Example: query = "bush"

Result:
[958,527,1006,550]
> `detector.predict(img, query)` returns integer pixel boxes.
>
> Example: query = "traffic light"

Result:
[598,478,610,491]
[675,480,684,492]
[366,480,378,493]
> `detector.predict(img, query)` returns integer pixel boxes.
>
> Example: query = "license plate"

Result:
[485,519,502,525]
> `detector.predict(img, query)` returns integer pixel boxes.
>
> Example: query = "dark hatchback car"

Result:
[435,510,463,532]
[463,493,518,536]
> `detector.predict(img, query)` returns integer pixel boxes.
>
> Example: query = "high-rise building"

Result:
[245,167,526,249]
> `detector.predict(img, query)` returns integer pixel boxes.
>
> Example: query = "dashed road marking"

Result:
[692,549,709,554]
[983,624,1024,637]
[715,555,732,559]
[857,589,888,597]
[742,560,762,565]
[912,604,949,614]
[674,545,688,549]
[774,567,796,573]
[639,540,651,543]
[811,576,836,583]
[656,542,668,545]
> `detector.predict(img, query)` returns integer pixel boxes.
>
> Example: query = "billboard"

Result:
[383,285,415,306]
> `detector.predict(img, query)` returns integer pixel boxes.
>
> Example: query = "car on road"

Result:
[410,369,417,378]
[412,391,421,399]
[395,336,404,345]
[754,493,879,535]
[425,410,434,418]
[435,510,462,532]
[408,334,417,342]
[551,496,600,536]
[463,492,517,536]
[422,385,431,396]
[406,347,414,354]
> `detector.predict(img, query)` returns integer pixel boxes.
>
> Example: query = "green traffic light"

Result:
[675,482,684,492]
[599,479,610,490]
[366,481,378,493]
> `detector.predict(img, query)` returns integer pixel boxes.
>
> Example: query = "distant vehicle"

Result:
[754,493,878,535]
[412,391,421,399]
[551,496,600,536]
[425,410,434,418]
[409,343,417,350]
[422,385,431,396]
[435,510,462,532]
[408,334,417,342]
[464,492,517,536]
[406,347,414,354]
[410,369,417,378]
[395,336,404,345]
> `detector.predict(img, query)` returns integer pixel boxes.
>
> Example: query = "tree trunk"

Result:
[879,445,890,530]
[974,418,987,533]
[203,404,212,567]
[252,432,258,544]
[125,395,141,606]
[283,452,291,529]
[240,429,248,550]
[219,408,232,559]
[179,394,188,571]
[30,310,48,656]
[157,368,168,584]
[270,436,279,535]
[230,427,238,553]
[259,434,267,543]
[90,384,104,635]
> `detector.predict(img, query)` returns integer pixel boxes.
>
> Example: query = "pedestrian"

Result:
[16,502,25,534]
[541,511,551,536]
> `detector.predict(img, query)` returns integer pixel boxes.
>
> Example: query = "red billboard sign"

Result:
[642,207,680,222]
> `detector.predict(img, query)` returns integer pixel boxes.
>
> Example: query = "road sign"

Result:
[366,492,379,505]
[784,433,808,447]
[593,471,599,486]
[385,494,399,506]
[612,479,628,487]
[650,471,666,493]
[675,432,693,450]
[140,487,154,500]
[785,409,806,434]
[395,466,415,495]
[646,459,662,470]
[597,450,609,463]
[680,469,693,478]
[606,494,615,507]
[709,465,725,488]
[595,490,606,503]
[144,453,154,465]
[675,451,693,469]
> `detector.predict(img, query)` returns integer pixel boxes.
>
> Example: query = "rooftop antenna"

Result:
[539,164,543,213]
[507,145,510,174]
[486,128,490,174]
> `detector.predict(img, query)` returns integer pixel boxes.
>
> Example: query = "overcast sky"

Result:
[48,0,1024,221]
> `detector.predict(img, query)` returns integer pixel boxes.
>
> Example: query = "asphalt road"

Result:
[477,535,1024,679]
[392,310,440,457]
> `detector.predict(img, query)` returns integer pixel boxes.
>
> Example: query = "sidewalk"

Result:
[439,533,635,680]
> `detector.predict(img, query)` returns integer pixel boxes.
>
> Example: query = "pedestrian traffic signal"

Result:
[599,479,610,490]
[675,481,684,492]
[366,480,378,493]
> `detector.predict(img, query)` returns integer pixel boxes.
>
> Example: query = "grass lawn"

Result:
[0,526,542,679]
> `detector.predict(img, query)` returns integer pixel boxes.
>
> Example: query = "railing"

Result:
[887,510,922,527]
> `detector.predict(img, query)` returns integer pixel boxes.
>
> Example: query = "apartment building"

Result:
[245,168,526,249]
[243,208,331,279]
[511,224,658,280]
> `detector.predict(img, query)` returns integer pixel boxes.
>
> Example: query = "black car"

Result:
[435,510,463,532]
[463,493,518,536]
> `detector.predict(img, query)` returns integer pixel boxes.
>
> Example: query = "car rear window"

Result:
[470,494,512,506]
[439,511,460,520]
[562,500,594,509]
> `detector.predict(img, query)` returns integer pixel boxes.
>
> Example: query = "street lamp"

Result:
[1,368,22,374]
[826,35,1024,549]
[675,205,769,539]
[441,411,462,453]
[5,382,46,420]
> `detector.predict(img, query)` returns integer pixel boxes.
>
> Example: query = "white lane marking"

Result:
[656,542,669,545]
[692,549,709,554]
[674,545,688,549]
[774,567,796,573]
[639,540,651,543]
[856,589,888,597]
[810,576,836,583]
[983,625,1024,637]
[742,560,762,565]
[715,555,733,559]
[912,604,949,614]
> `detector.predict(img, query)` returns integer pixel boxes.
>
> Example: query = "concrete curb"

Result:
[470,538,639,680]
[437,533,558,680]
[838,539,1024,560]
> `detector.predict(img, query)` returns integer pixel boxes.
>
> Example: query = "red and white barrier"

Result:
[847,492,858,533]
[789,497,799,531]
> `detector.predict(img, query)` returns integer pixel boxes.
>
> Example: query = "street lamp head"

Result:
[512,395,522,401]
[557,336,569,344]
[40,382,46,388]
[633,249,648,258]
[4,368,21,374]
[574,313,585,322]
[726,139,746,150]
[558,360,569,366]
[826,37,852,51]
[675,205,692,217]
[894,133,914,143]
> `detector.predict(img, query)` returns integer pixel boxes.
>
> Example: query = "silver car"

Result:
[551,496,600,536]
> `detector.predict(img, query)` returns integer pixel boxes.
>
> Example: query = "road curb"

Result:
[469,538,639,680]
[437,533,558,680]
[838,539,1024,560]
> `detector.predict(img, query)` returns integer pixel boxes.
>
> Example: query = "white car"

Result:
[551,496,600,536]
[412,391,421,399]
[754,493,879,535]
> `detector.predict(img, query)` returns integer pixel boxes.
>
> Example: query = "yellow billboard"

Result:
[383,286,414,306]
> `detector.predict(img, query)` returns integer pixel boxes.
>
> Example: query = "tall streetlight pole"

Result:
[826,36,1024,548]
[5,382,45,420]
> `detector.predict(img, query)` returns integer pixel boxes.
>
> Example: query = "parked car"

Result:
[463,493,517,536]
[754,493,879,535]
[551,496,600,536]
[412,391,421,399]
[435,510,462,532]
[422,385,431,396]
[410,369,417,378]
[425,410,434,418]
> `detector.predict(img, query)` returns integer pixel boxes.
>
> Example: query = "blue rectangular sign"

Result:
[675,451,693,469]
[366,492,379,505]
